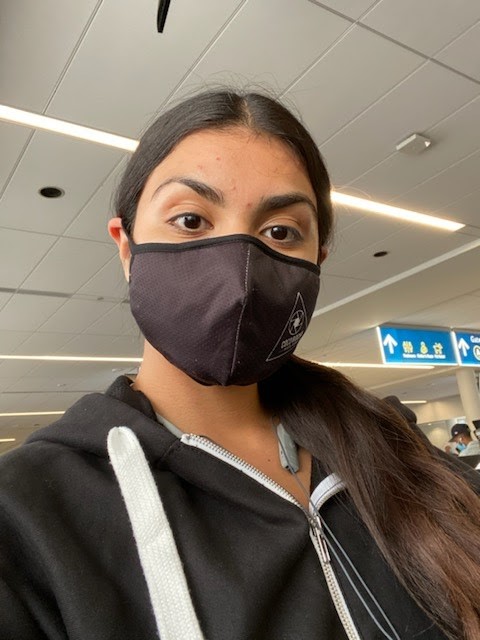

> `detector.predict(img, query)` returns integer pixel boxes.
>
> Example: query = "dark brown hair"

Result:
[115,90,333,247]
[116,90,480,639]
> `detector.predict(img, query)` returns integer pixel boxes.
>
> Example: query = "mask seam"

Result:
[229,245,251,379]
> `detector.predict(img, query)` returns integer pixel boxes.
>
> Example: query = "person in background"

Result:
[449,423,480,457]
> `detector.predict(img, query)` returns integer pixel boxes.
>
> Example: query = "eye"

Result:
[262,225,302,243]
[168,213,211,232]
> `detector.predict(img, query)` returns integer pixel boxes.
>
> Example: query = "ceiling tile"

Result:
[174,0,350,95]
[13,331,77,355]
[327,227,474,281]
[396,293,480,328]
[286,25,423,146]
[56,333,125,356]
[391,149,480,215]
[0,292,13,314]
[46,0,244,135]
[348,94,480,205]
[4,376,73,394]
[0,294,65,331]
[64,161,126,243]
[0,330,32,355]
[32,391,86,412]
[435,21,480,81]
[0,0,100,111]
[320,62,480,185]
[77,256,127,300]
[0,228,57,289]
[37,299,116,334]
[0,131,124,235]
[84,302,137,336]
[317,274,376,308]
[111,334,143,357]
[327,214,408,266]
[22,237,115,294]
[316,0,378,20]
[0,123,32,194]
[361,0,480,56]
[0,359,39,379]
[0,392,32,413]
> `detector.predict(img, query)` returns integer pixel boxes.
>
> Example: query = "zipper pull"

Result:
[311,514,331,564]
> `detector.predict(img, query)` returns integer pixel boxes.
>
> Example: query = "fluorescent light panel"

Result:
[0,104,464,232]
[0,411,64,417]
[402,400,427,404]
[313,361,434,370]
[0,105,138,152]
[331,192,464,231]
[0,354,142,363]
[0,354,434,369]
[0,438,16,443]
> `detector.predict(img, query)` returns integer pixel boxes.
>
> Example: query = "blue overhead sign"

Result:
[377,325,457,366]
[453,330,480,366]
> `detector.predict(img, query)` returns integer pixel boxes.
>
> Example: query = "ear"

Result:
[108,217,131,280]
[318,245,329,265]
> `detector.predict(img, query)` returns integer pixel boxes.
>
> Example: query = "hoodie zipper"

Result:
[180,433,361,640]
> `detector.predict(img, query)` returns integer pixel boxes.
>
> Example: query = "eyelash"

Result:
[167,213,303,244]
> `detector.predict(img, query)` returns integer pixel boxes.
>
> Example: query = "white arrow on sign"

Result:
[383,334,398,354]
[457,338,470,358]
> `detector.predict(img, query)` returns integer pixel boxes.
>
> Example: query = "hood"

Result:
[26,376,177,462]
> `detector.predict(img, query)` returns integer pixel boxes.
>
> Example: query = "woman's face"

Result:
[110,127,324,272]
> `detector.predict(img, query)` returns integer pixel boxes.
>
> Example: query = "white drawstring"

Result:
[107,426,205,640]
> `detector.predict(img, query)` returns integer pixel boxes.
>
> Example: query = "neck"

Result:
[132,342,272,441]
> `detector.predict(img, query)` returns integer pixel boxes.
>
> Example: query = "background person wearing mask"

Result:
[449,423,480,457]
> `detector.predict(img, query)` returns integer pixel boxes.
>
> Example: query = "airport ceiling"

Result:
[1,0,479,453]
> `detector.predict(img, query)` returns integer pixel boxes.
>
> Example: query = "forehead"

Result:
[142,127,315,200]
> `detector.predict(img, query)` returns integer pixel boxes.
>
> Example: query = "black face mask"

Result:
[128,234,320,386]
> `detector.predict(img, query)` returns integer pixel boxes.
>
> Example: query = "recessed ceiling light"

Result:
[39,186,64,198]
[331,192,464,231]
[373,250,389,258]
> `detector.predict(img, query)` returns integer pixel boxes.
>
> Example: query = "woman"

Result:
[1,91,480,640]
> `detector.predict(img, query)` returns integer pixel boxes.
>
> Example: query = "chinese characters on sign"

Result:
[377,326,457,365]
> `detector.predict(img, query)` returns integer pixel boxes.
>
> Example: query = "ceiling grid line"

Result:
[344,91,480,193]
[392,145,480,210]
[41,0,106,115]
[306,0,382,24]
[0,0,105,202]
[279,22,358,99]
[356,21,480,88]
[161,0,250,110]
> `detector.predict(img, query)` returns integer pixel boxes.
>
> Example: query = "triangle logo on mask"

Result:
[266,292,308,362]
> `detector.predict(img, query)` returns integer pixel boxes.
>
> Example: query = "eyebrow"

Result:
[256,193,318,219]
[150,176,317,218]
[150,177,224,206]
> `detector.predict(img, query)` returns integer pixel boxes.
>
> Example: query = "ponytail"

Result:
[260,357,480,640]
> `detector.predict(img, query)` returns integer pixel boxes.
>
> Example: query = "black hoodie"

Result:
[0,376,465,639]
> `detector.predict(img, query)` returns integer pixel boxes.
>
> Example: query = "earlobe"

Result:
[108,217,131,280]
[318,246,328,265]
